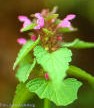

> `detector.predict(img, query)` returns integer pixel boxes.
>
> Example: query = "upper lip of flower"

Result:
[58,14,76,29]
[34,13,44,30]
[18,15,32,31]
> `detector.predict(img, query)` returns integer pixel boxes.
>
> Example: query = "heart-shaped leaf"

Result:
[27,78,82,106]
[34,46,72,82]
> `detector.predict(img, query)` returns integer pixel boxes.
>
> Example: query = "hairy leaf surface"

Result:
[13,37,39,69]
[27,78,82,106]
[34,46,72,82]
[16,55,36,82]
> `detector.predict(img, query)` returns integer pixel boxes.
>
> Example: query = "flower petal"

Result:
[58,14,76,29]
[59,20,71,28]
[34,13,44,29]
[18,15,31,28]
[17,38,27,45]
[66,14,76,20]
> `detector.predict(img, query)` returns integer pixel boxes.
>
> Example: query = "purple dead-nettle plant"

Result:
[12,7,94,108]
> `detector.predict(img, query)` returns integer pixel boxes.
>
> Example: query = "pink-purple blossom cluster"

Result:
[18,13,75,32]
[18,13,44,32]
[17,9,76,48]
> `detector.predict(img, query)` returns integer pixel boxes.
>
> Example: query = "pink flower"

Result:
[18,16,31,32]
[31,35,37,41]
[58,14,76,30]
[17,38,27,45]
[65,14,76,20]
[34,13,44,29]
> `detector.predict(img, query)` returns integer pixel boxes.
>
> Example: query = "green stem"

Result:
[44,99,51,108]
[67,65,94,88]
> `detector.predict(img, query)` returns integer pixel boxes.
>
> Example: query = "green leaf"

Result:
[58,27,77,33]
[54,19,61,25]
[62,39,94,49]
[13,37,40,70]
[27,78,82,106]
[34,46,72,82]
[45,14,59,21]
[43,28,54,36]
[11,83,34,108]
[16,57,36,82]
[21,23,36,32]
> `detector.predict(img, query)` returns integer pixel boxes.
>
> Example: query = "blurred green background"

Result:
[0,0,94,108]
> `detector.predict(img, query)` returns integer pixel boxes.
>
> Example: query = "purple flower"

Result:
[58,14,76,30]
[65,14,76,20]
[34,13,44,29]
[17,38,27,45]
[18,16,31,32]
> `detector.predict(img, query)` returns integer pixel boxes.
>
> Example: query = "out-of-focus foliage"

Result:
[45,0,94,24]
[87,0,94,23]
